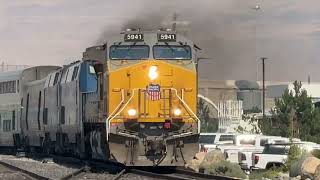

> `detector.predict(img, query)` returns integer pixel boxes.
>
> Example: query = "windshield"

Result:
[199,135,216,144]
[109,45,149,60]
[153,45,192,60]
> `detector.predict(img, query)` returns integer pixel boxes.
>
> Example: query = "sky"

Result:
[0,0,320,81]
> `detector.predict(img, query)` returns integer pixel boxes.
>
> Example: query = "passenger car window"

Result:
[61,69,69,84]
[71,66,79,81]
[66,67,74,82]
[44,74,51,87]
[53,73,60,85]
[3,120,11,132]
[49,74,55,86]
[0,81,17,94]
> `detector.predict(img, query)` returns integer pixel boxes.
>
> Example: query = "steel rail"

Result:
[60,166,90,180]
[129,169,193,180]
[127,168,241,180]
[112,169,126,180]
[0,160,50,180]
[175,168,241,180]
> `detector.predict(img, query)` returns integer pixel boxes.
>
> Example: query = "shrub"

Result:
[312,149,320,159]
[286,145,304,171]
[206,160,246,179]
[249,169,280,180]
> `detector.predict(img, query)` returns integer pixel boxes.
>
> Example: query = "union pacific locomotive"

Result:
[0,29,200,166]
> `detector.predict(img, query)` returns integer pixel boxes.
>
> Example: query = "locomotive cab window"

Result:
[79,63,98,92]
[89,65,96,74]
[109,45,149,60]
[153,45,191,60]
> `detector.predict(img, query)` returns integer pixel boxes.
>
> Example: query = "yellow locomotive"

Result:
[83,29,200,166]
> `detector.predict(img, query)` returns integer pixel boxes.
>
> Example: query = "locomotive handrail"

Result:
[106,89,125,141]
[170,88,201,122]
[106,88,137,141]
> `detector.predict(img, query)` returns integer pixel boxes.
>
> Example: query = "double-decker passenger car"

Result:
[0,70,23,149]
[0,66,59,149]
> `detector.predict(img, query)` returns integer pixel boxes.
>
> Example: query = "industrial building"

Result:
[198,79,320,133]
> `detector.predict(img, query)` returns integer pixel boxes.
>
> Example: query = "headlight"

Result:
[148,66,158,80]
[128,109,137,117]
[173,108,182,116]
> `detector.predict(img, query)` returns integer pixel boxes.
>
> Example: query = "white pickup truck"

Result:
[219,134,289,164]
[252,143,289,170]
[199,133,235,152]
[253,142,320,170]
[238,137,293,171]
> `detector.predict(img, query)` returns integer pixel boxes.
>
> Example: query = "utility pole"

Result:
[261,57,267,120]
[172,12,177,31]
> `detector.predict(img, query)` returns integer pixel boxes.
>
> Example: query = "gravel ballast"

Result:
[0,155,81,179]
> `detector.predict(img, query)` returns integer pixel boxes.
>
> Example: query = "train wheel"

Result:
[42,135,52,155]
[24,137,30,153]
[74,134,86,159]
[54,133,64,155]
[85,133,92,159]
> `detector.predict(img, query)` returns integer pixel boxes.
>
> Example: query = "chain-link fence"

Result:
[0,62,29,72]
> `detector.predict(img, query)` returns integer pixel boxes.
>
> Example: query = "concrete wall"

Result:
[198,79,238,107]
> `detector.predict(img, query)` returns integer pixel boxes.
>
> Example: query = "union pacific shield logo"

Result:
[147,84,161,101]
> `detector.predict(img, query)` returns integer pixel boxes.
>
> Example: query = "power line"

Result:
[0,62,29,72]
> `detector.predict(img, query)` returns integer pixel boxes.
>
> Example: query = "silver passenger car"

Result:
[0,66,59,148]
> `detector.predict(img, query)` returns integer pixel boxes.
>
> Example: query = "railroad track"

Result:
[0,160,49,180]
[4,153,240,180]
[113,167,240,180]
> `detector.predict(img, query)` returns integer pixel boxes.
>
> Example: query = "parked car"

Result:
[199,133,235,152]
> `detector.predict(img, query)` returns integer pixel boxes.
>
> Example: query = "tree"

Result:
[262,81,320,143]
[236,112,261,134]
[197,98,218,132]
